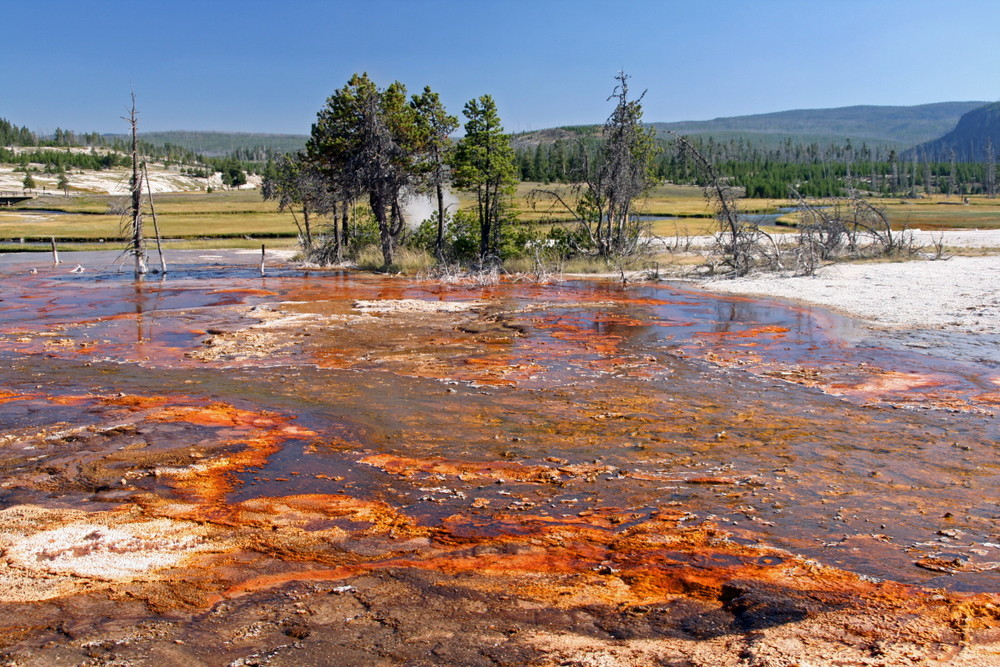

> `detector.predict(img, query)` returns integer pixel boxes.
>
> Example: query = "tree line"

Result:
[0,118,35,146]
[263,72,662,270]
[264,72,519,269]
[516,136,999,198]
[0,116,264,181]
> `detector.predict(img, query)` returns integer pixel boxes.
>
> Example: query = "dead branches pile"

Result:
[791,187,917,275]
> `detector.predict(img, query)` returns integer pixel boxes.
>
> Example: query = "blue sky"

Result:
[4,0,998,135]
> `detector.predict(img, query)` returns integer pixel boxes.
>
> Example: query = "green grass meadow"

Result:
[2,187,997,255]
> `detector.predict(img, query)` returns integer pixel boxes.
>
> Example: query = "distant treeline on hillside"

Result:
[0,147,130,172]
[1,117,294,172]
[0,118,35,146]
[121,131,308,159]
[6,98,998,198]
[516,135,997,198]
[0,120,114,149]
[0,117,286,182]
[649,101,989,148]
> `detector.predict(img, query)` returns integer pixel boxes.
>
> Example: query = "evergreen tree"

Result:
[985,138,997,198]
[0,117,36,146]
[22,172,36,190]
[261,152,334,251]
[451,95,517,262]
[410,86,459,260]
[308,73,423,268]
[533,144,548,182]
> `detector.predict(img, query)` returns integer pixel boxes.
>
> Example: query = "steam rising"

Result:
[400,188,460,229]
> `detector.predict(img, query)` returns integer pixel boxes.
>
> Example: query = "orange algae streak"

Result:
[163,429,314,508]
[974,391,1000,406]
[220,566,359,600]
[360,453,559,483]
[208,289,279,296]
[209,506,959,614]
[86,397,321,510]
[830,370,945,396]
[0,390,31,404]
[147,403,308,432]
[99,394,175,410]
[694,325,791,340]
[229,494,428,542]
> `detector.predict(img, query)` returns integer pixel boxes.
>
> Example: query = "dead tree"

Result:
[143,163,167,273]
[121,92,147,277]
[673,133,779,276]
[789,188,847,275]
[847,187,905,255]
[527,73,660,263]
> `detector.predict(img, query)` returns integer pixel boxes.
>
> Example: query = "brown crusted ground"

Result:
[1,502,999,665]
[0,392,998,665]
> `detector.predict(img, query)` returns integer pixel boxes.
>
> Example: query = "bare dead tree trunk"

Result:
[123,92,147,277]
[372,193,394,269]
[341,200,350,252]
[302,206,313,250]
[673,132,780,276]
[949,150,958,197]
[435,181,446,261]
[329,200,341,262]
[143,163,167,274]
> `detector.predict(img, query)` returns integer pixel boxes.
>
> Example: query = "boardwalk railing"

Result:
[0,190,60,197]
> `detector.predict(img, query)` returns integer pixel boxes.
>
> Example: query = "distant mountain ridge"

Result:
[104,130,309,157]
[513,102,988,152]
[89,102,993,159]
[651,101,987,146]
[907,102,1000,161]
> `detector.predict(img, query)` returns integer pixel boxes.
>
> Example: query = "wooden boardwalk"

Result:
[0,191,35,206]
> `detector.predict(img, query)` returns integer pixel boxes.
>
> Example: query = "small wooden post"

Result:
[260,243,266,277]
[50,237,60,265]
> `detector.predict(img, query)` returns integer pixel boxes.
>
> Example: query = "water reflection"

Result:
[0,252,998,592]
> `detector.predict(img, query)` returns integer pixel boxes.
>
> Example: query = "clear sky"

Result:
[3,0,998,135]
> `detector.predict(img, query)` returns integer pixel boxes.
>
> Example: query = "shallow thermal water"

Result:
[0,250,998,593]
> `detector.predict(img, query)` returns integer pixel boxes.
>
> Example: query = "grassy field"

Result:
[508,182,784,221]
[0,238,299,254]
[2,187,997,255]
[773,194,1000,231]
[870,195,1000,230]
[0,192,301,247]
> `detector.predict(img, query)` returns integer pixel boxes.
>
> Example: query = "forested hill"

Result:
[650,102,987,148]
[107,131,309,158]
[907,102,1000,161]
[513,102,988,151]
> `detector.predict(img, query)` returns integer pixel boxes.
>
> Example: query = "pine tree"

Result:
[985,138,996,198]
[308,73,423,268]
[451,95,517,262]
[410,86,458,260]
